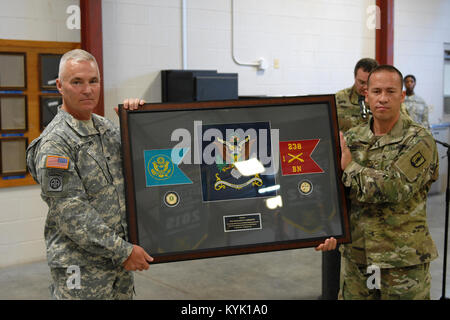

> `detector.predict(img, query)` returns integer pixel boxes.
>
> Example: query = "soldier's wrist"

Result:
[342,161,364,187]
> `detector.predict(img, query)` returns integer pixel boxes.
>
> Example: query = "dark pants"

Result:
[321,247,341,300]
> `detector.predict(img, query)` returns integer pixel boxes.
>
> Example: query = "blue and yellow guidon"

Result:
[144,148,192,187]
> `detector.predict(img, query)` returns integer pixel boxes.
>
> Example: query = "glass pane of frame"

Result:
[119,95,350,263]
[40,95,62,129]
[0,95,27,132]
[0,52,26,89]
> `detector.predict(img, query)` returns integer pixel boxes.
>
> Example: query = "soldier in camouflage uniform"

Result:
[338,65,438,299]
[26,49,152,299]
[321,58,381,300]
[335,58,379,132]
[403,74,430,129]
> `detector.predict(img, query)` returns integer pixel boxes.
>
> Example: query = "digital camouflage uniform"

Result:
[404,94,430,129]
[26,108,134,300]
[338,112,439,300]
[335,86,411,133]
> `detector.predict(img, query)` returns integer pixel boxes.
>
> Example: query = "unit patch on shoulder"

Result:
[394,141,431,182]
[46,155,69,169]
[48,175,63,192]
[410,151,426,168]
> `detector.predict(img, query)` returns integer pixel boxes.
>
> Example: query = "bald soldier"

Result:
[338,65,439,299]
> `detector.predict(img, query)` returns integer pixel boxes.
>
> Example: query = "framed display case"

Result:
[119,95,350,263]
[0,95,27,132]
[0,137,27,176]
[0,52,26,90]
[39,95,62,129]
[39,53,62,90]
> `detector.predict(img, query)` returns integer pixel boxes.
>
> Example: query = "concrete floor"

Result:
[0,193,449,300]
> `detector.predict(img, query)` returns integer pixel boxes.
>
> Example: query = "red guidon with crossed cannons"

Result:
[279,139,324,176]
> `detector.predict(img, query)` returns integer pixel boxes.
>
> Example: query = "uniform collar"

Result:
[349,85,361,105]
[358,113,406,146]
[59,107,107,136]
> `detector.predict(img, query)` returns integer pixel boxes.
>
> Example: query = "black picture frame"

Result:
[39,53,62,90]
[39,95,62,130]
[119,95,350,263]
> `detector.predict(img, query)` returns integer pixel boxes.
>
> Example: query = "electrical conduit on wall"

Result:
[180,0,266,71]
[231,0,266,70]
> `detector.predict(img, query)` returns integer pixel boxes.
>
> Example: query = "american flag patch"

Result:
[46,155,69,169]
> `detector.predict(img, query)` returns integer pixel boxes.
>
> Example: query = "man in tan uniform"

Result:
[338,65,438,299]
[335,58,379,133]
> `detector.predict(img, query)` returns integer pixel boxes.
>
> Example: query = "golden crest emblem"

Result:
[148,155,174,180]
[299,180,313,195]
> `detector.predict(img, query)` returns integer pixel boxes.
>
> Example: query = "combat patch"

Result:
[410,151,425,168]
[42,170,70,197]
[48,175,63,192]
[394,141,431,182]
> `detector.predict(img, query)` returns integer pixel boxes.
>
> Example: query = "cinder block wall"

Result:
[102,0,377,121]
[394,0,450,125]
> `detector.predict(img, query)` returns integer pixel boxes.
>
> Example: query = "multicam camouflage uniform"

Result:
[404,94,430,129]
[335,86,411,133]
[339,258,432,299]
[26,108,134,300]
[338,112,439,299]
[335,86,368,133]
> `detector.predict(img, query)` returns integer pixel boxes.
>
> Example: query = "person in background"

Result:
[403,74,430,129]
[26,49,151,300]
[335,58,380,132]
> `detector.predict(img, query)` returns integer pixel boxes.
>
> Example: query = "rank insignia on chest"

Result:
[410,151,425,168]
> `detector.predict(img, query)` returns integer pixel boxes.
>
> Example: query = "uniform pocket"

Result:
[77,141,112,195]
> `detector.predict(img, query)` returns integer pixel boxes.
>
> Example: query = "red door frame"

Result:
[80,0,104,116]
[376,0,394,65]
